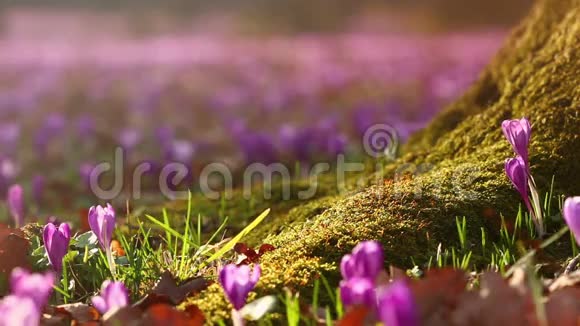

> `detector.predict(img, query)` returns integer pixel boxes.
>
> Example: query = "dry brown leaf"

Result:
[43,303,100,325]
[411,269,467,325]
[142,304,205,326]
[338,306,371,326]
[546,288,580,326]
[451,272,536,326]
[150,271,209,305]
[0,224,31,280]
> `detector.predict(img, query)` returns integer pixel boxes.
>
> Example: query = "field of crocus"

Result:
[1,1,580,324]
[0,32,502,208]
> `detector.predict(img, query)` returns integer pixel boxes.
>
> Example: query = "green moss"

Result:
[187,0,580,321]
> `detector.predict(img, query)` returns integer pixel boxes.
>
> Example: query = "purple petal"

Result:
[378,281,418,326]
[564,197,580,245]
[91,296,107,314]
[340,277,376,307]
[0,295,41,326]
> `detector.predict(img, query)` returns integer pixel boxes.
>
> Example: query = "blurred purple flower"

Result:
[377,281,418,326]
[353,105,377,137]
[118,128,141,151]
[79,163,95,187]
[88,204,116,250]
[0,157,18,197]
[43,222,71,273]
[563,197,580,245]
[91,280,129,314]
[323,134,347,157]
[155,126,174,145]
[46,216,60,225]
[32,175,45,207]
[219,264,261,310]
[339,277,376,307]
[76,115,95,139]
[155,126,174,159]
[502,118,531,166]
[278,125,314,162]
[505,156,530,207]
[340,240,384,281]
[169,140,196,163]
[0,295,40,326]
[9,268,54,308]
[0,157,19,181]
[7,184,25,228]
[44,113,66,133]
[0,123,20,153]
[237,133,278,164]
[34,114,67,156]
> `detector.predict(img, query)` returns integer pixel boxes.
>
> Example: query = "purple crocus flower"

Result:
[219,264,261,310]
[0,295,41,326]
[339,277,376,307]
[7,184,25,228]
[9,268,54,308]
[502,118,531,166]
[43,222,71,273]
[377,281,418,326]
[88,204,116,250]
[340,241,384,281]
[505,156,530,207]
[91,280,129,314]
[563,197,580,245]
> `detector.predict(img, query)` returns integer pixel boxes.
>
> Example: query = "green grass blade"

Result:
[205,208,270,264]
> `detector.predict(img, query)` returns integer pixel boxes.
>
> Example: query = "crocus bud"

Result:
[91,280,129,315]
[88,204,116,250]
[7,184,24,228]
[563,197,580,245]
[9,268,54,308]
[43,222,71,273]
[339,277,376,307]
[377,281,418,326]
[340,241,384,281]
[505,156,529,202]
[502,118,531,166]
[0,295,41,326]
[219,264,261,310]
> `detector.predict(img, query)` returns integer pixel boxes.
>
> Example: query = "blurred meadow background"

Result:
[0,0,533,221]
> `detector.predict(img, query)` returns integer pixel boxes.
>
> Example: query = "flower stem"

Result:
[106,246,116,278]
[527,174,545,238]
[231,309,245,326]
